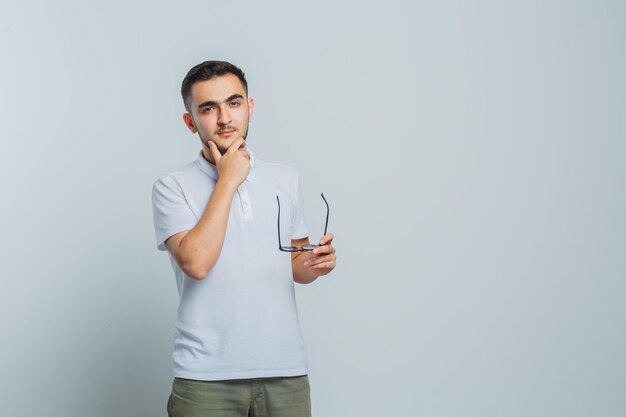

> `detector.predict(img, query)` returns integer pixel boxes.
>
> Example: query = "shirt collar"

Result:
[195,147,257,182]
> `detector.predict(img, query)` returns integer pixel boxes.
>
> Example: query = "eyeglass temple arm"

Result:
[276,196,283,249]
[321,193,329,236]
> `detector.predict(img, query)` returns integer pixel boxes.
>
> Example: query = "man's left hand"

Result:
[303,233,336,277]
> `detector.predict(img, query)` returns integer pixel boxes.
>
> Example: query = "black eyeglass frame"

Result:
[276,193,329,252]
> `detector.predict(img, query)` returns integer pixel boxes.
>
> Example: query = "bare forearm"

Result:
[176,180,237,278]
[292,253,319,284]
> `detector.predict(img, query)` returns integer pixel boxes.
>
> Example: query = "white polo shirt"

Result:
[152,148,310,381]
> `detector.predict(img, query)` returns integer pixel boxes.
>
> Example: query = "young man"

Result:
[152,61,336,417]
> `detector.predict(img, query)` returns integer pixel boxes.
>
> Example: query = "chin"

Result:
[218,136,244,149]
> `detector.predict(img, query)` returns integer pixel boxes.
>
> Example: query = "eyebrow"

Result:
[197,94,244,110]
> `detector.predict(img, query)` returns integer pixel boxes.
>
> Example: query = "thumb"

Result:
[319,233,334,246]
[208,141,222,163]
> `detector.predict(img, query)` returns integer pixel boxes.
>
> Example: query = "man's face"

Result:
[183,73,254,156]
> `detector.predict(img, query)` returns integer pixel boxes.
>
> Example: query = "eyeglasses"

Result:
[276,193,329,252]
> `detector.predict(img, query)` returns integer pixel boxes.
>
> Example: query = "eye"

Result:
[230,101,241,107]
[202,106,214,113]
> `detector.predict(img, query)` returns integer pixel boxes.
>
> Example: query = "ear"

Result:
[182,113,197,133]
[247,97,255,120]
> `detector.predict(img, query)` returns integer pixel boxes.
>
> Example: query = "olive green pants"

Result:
[167,375,312,417]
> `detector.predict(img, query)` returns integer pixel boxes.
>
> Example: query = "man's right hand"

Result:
[208,137,250,189]
[166,137,250,280]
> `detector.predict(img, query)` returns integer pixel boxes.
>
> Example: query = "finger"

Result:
[319,233,334,246]
[309,260,336,271]
[238,137,247,150]
[208,141,222,163]
[305,254,336,267]
[238,140,250,159]
[312,245,334,256]
[227,137,246,154]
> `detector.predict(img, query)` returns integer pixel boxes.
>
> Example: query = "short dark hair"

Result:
[181,60,248,112]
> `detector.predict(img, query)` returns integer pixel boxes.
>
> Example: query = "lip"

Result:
[217,130,236,136]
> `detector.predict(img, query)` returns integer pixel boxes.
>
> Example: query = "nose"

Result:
[217,105,231,125]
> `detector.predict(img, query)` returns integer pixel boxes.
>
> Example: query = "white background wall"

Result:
[1,1,624,416]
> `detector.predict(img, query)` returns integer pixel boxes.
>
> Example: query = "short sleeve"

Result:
[152,175,198,251]
[291,173,309,240]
